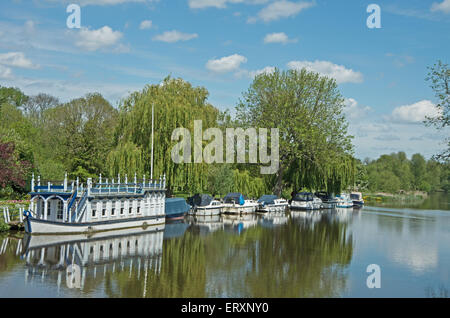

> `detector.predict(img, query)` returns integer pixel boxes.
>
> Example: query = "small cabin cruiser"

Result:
[222,193,259,215]
[336,193,354,208]
[315,192,338,209]
[256,195,288,213]
[188,194,223,216]
[165,197,191,220]
[350,192,365,208]
[290,192,323,210]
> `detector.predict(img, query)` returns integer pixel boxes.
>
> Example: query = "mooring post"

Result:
[6,207,10,223]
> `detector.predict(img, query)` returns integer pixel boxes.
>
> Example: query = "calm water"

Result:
[0,193,449,298]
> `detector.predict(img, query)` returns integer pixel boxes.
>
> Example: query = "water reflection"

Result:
[0,200,449,297]
[21,227,164,296]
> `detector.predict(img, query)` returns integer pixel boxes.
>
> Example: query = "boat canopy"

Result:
[257,195,278,205]
[293,192,314,202]
[224,193,245,205]
[165,198,191,216]
[315,192,334,200]
[350,192,363,200]
[188,194,213,207]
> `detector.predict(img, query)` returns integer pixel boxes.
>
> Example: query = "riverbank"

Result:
[364,191,428,203]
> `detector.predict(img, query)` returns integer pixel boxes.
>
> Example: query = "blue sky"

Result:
[0,0,449,160]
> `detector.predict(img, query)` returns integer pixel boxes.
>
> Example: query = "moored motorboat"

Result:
[350,192,365,208]
[315,192,338,209]
[290,192,323,210]
[165,197,191,220]
[336,193,353,208]
[187,194,223,216]
[256,195,288,213]
[222,193,259,215]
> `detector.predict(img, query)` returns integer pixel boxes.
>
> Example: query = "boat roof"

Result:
[188,194,213,207]
[257,195,278,204]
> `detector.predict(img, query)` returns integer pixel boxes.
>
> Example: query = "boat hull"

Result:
[257,204,288,213]
[191,207,222,216]
[24,215,165,235]
[222,204,258,215]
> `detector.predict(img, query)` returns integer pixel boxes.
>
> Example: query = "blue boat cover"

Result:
[224,193,245,205]
[188,194,213,207]
[165,198,191,216]
[257,195,278,205]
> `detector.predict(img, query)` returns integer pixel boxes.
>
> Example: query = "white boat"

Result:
[24,173,167,235]
[222,193,259,215]
[290,192,323,210]
[256,195,288,213]
[315,192,338,209]
[336,193,354,208]
[350,192,365,208]
[188,194,223,216]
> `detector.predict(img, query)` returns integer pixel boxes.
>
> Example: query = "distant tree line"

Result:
[356,152,449,193]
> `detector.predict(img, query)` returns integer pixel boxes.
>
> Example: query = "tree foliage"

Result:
[236,68,354,195]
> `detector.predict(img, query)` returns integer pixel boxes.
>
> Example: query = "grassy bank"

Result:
[364,191,428,204]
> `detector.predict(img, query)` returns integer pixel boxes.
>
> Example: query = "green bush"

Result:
[0,220,10,232]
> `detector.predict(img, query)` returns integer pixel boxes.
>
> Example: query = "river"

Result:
[0,193,449,298]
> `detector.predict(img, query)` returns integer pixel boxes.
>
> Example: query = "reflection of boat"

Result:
[315,192,338,209]
[290,192,322,210]
[222,214,258,233]
[260,212,289,228]
[222,193,259,215]
[188,194,223,216]
[256,195,288,213]
[165,197,191,220]
[21,226,164,291]
[163,220,189,239]
[336,193,353,208]
[350,192,364,208]
[187,215,224,234]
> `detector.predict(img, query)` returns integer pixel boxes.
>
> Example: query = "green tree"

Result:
[425,60,450,160]
[45,93,118,180]
[236,68,354,195]
[107,77,219,194]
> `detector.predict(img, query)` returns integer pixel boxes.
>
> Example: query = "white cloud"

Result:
[263,32,297,44]
[0,65,13,79]
[0,52,39,69]
[206,54,247,73]
[287,60,363,84]
[345,98,372,120]
[139,20,153,29]
[431,0,450,13]
[188,0,269,9]
[75,26,123,51]
[250,1,315,23]
[389,100,441,124]
[236,66,276,78]
[153,30,198,43]
[46,0,160,6]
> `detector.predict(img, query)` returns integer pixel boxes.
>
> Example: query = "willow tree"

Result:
[107,76,219,194]
[236,68,354,195]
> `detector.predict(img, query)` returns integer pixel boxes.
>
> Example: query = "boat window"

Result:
[57,200,63,220]
[92,209,97,218]
[111,208,115,216]
[102,209,106,217]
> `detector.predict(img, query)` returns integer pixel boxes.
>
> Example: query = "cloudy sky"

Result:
[0,0,449,160]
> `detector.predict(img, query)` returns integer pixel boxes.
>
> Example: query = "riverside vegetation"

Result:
[0,64,449,205]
